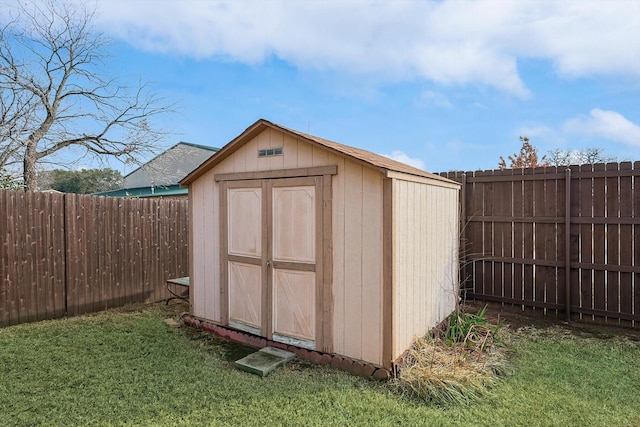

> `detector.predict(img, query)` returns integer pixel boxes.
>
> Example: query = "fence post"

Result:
[565,167,572,322]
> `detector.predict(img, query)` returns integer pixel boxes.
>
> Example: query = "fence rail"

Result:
[0,190,189,327]
[440,161,640,327]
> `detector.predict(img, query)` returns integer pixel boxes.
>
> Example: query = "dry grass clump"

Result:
[396,309,509,405]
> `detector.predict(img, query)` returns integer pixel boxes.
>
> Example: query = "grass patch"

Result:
[0,303,639,426]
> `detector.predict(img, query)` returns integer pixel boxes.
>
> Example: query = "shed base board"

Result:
[181,314,391,381]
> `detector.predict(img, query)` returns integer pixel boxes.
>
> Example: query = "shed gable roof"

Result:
[181,119,454,185]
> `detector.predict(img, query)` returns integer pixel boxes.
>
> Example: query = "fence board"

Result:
[618,162,633,326]
[592,163,606,318]
[0,191,9,324]
[533,167,546,310]
[605,163,620,322]
[522,168,535,309]
[483,170,495,298]
[512,168,524,305]
[634,161,640,326]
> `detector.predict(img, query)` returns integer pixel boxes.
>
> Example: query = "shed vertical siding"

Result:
[392,179,459,360]
[190,159,234,323]
[190,177,206,318]
[332,161,383,365]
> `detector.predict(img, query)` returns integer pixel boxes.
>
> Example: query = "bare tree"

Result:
[0,0,173,190]
[546,147,617,167]
[498,136,548,170]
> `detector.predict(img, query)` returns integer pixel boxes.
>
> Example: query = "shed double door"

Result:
[223,177,322,350]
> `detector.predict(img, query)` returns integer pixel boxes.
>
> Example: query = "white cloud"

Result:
[563,109,640,147]
[382,151,426,170]
[94,0,640,96]
[418,90,453,109]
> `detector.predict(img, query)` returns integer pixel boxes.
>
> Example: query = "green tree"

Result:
[0,0,172,191]
[499,136,548,170]
[50,168,122,194]
[0,168,21,190]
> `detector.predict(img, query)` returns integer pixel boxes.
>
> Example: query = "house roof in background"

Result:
[125,141,219,188]
[93,184,187,198]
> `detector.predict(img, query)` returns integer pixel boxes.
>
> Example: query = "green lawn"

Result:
[1,304,638,426]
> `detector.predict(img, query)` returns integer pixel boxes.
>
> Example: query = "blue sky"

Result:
[26,0,640,173]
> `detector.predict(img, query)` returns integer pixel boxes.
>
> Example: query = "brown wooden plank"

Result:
[65,194,77,316]
[110,197,122,307]
[492,169,507,301]
[160,199,171,301]
[511,168,524,305]
[502,169,514,302]
[130,198,142,300]
[7,191,19,324]
[476,170,491,297]
[13,191,23,324]
[41,193,52,319]
[543,167,560,310]
[94,197,105,309]
[533,167,547,309]
[605,163,620,322]
[139,198,149,303]
[459,173,469,293]
[88,196,99,313]
[78,195,88,314]
[522,168,535,307]
[634,161,640,326]
[35,192,48,321]
[14,191,29,324]
[51,193,65,319]
[101,197,111,307]
[25,191,38,322]
[592,163,606,316]
[618,162,633,326]
[557,168,569,312]
[466,170,484,297]
[579,164,594,319]
[0,191,10,326]
[569,167,581,321]
[50,191,64,318]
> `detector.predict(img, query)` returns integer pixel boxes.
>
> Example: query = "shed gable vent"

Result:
[258,147,283,157]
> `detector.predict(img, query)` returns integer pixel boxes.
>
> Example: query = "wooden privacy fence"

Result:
[440,162,640,327]
[0,190,189,327]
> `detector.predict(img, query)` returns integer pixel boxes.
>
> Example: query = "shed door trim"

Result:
[219,174,333,353]
[214,165,337,182]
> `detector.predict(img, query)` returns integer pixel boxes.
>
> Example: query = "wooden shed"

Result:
[180,119,460,370]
